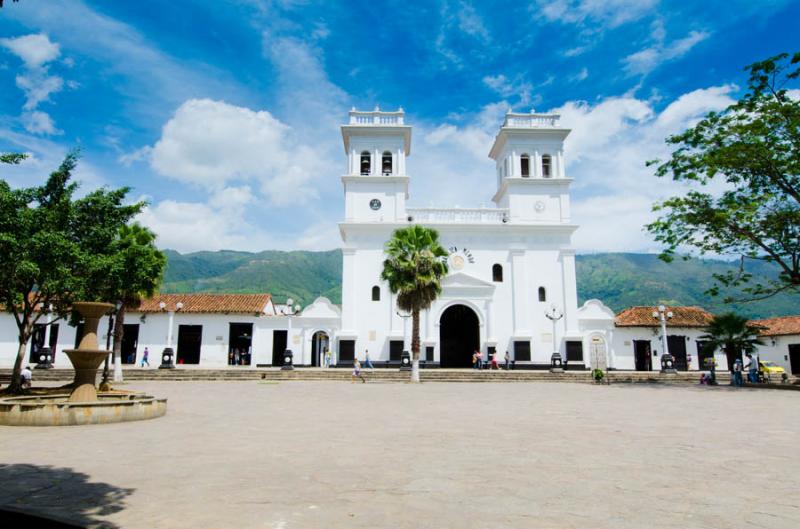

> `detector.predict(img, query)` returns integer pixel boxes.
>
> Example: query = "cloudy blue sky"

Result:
[0,0,797,253]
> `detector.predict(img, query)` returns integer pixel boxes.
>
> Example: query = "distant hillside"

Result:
[162,249,342,307]
[160,250,797,319]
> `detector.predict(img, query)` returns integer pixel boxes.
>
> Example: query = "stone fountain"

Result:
[64,301,115,402]
[0,301,167,426]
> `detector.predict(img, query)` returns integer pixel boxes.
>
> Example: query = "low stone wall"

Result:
[0,393,167,427]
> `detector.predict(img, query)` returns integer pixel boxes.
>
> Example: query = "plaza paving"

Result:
[1,380,798,529]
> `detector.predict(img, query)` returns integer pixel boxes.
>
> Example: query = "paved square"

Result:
[1,381,799,528]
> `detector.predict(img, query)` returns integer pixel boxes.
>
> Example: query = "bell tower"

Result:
[340,107,412,223]
[489,110,572,224]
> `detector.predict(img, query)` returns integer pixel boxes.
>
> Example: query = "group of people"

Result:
[731,352,760,387]
[351,350,375,383]
[227,347,252,366]
[472,350,511,370]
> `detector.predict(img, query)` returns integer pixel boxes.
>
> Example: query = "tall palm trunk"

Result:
[112,304,125,382]
[410,308,421,383]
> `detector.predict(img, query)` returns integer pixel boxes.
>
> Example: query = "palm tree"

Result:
[107,223,167,382]
[699,312,765,373]
[380,225,448,383]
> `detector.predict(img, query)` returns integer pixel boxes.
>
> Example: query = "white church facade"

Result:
[3,106,797,373]
[337,108,589,368]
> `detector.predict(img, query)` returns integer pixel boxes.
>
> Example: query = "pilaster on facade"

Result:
[559,248,579,333]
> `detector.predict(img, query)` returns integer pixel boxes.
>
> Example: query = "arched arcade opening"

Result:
[439,304,480,368]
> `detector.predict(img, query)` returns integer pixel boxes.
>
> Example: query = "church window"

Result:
[492,264,503,282]
[520,154,530,177]
[503,158,509,177]
[541,155,552,178]
[360,151,372,175]
[371,286,380,301]
[382,151,393,175]
[538,287,547,302]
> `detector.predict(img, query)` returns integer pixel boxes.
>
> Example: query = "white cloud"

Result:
[552,85,736,251]
[0,33,60,68]
[623,27,710,76]
[456,1,491,42]
[138,199,269,253]
[535,0,659,28]
[22,110,61,135]
[15,71,64,110]
[0,33,65,135]
[482,74,533,104]
[139,98,323,206]
[572,67,589,82]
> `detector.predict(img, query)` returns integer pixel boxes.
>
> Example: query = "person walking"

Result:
[352,356,366,383]
[745,352,758,384]
[364,349,375,371]
[475,350,483,370]
[141,347,150,368]
[472,351,478,370]
[490,351,500,370]
[325,348,332,368]
[732,358,743,387]
[504,350,511,370]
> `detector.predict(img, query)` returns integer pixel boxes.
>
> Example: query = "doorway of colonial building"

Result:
[788,344,800,375]
[589,336,607,370]
[177,325,202,365]
[667,335,688,371]
[272,330,287,367]
[439,304,479,368]
[633,340,651,371]
[229,323,253,366]
[311,331,329,367]
[121,324,139,364]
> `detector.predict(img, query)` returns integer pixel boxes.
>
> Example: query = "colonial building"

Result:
[337,108,586,368]
[749,316,800,375]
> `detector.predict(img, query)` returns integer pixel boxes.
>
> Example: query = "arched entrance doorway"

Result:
[439,304,479,368]
[311,331,329,367]
[589,335,608,370]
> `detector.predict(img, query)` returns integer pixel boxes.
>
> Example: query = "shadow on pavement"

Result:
[0,464,134,529]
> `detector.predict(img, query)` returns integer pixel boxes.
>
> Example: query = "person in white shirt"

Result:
[745,353,759,383]
[20,365,33,390]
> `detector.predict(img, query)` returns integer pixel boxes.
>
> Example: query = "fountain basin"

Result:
[0,393,167,427]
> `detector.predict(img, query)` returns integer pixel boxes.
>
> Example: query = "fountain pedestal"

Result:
[62,302,114,403]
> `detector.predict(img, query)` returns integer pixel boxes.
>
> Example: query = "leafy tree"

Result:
[0,152,143,393]
[85,223,166,382]
[380,225,448,382]
[698,312,765,367]
[647,52,800,301]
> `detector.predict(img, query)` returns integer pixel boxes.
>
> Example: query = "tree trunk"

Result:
[7,340,28,394]
[112,304,125,382]
[7,320,32,394]
[410,308,420,383]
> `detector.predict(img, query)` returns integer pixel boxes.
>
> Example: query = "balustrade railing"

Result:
[406,208,509,224]
[503,113,559,128]
[349,109,405,125]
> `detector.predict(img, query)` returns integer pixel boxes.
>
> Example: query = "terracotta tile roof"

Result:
[615,306,715,328]
[131,293,272,315]
[748,316,800,337]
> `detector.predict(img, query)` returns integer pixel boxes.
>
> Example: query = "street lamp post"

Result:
[396,309,412,371]
[545,305,564,372]
[281,298,302,370]
[653,305,676,373]
[159,300,182,369]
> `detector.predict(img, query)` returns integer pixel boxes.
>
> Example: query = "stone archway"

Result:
[310,331,329,367]
[439,304,480,368]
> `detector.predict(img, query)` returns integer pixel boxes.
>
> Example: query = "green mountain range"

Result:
[161,249,797,319]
